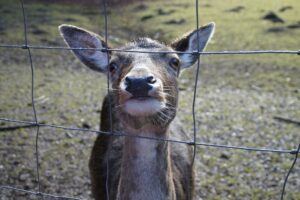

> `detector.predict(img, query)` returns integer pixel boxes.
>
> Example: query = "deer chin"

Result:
[123,97,165,117]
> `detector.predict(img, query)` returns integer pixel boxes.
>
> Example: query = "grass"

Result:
[0,0,299,199]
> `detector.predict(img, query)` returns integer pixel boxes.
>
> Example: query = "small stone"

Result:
[66,132,73,138]
[141,15,154,21]
[13,161,19,166]
[24,185,30,190]
[220,152,230,160]
[19,173,30,181]
[95,109,101,113]
[82,122,91,129]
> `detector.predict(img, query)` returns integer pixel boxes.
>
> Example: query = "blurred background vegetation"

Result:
[0,0,299,199]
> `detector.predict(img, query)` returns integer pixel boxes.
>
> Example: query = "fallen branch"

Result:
[0,124,36,132]
[273,116,300,126]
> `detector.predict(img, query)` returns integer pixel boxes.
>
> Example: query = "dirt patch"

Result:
[279,6,293,12]
[133,3,148,12]
[262,11,285,23]
[164,18,186,25]
[141,14,154,22]
[226,6,245,13]
[267,27,286,33]
[157,8,176,16]
[287,21,300,29]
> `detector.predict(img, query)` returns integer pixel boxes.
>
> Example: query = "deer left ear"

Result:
[171,22,215,69]
[59,24,109,73]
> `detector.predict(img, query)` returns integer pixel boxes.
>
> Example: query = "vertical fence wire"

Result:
[191,0,201,166]
[20,0,41,195]
[190,0,201,198]
[101,0,112,199]
[0,0,299,199]
[280,144,300,200]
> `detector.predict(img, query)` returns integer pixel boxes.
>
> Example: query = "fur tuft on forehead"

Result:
[122,37,166,50]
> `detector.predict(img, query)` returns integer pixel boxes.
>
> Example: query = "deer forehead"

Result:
[115,38,174,64]
[112,52,174,78]
[109,38,180,81]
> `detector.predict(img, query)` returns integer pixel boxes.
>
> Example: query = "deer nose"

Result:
[125,76,156,97]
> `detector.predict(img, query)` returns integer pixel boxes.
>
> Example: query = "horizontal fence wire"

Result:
[0,185,82,200]
[0,0,299,199]
[0,117,298,155]
[0,44,299,55]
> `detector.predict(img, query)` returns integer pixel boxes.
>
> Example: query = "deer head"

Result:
[59,23,214,129]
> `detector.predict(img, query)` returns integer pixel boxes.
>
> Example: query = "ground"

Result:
[0,0,299,199]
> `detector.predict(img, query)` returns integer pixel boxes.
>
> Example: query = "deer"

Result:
[59,22,215,200]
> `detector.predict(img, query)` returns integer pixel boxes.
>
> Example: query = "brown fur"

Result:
[59,23,214,200]
[88,41,195,200]
[89,95,194,199]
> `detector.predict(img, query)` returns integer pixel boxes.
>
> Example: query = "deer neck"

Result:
[117,126,176,200]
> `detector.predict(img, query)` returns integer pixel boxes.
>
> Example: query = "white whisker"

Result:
[158,111,172,120]
[113,104,124,110]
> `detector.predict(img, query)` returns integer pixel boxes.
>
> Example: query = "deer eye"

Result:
[169,57,180,69]
[109,62,118,74]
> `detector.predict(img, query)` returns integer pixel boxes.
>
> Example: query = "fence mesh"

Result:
[0,0,299,199]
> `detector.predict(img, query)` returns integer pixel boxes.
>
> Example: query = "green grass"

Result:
[0,0,299,199]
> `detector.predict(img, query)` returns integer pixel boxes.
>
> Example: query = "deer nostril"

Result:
[125,77,132,86]
[146,76,156,84]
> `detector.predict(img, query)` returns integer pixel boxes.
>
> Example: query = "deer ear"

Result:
[59,24,109,72]
[171,22,215,69]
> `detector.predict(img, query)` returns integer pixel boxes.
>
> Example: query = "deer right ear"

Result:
[171,22,215,69]
[59,24,109,72]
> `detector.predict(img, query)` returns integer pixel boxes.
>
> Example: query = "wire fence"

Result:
[0,0,299,199]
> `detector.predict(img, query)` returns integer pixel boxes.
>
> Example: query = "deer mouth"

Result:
[118,78,166,116]
[123,96,165,117]
[130,95,152,101]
